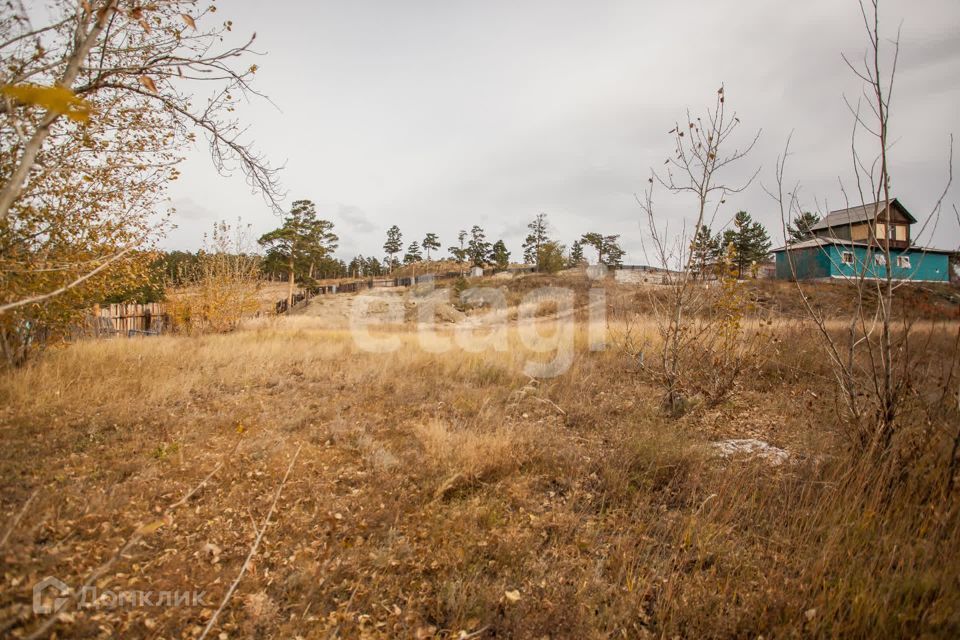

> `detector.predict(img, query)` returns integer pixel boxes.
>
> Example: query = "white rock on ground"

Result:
[711,438,789,465]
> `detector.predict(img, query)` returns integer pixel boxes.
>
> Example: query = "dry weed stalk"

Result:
[0,488,38,551]
[199,444,302,640]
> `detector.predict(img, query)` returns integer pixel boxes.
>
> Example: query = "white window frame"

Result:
[841,251,854,265]
[896,255,911,269]
[874,254,887,266]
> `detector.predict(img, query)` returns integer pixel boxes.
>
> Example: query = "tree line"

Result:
[216,203,635,299]
[150,204,794,307]
[377,211,627,276]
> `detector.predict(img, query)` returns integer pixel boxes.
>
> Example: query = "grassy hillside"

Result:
[1,277,958,638]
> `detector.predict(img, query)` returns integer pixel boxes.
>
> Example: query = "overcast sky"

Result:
[163,0,960,263]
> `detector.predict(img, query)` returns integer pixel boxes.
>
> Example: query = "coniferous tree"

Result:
[366,256,383,276]
[348,255,363,278]
[491,240,511,270]
[403,241,423,264]
[603,236,626,267]
[787,211,821,243]
[448,229,468,274]
[258,200,338,307]
[523,213,550,268]
[568,240,585,267]
[722,211,772,278]
[690,224,722,279]
[467,225,491,267]
[422,232,441,261]
[580,232,625,267]
[581,232,605,264]
[383,225,403,271]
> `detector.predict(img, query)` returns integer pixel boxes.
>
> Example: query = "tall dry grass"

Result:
[0,301,958,638]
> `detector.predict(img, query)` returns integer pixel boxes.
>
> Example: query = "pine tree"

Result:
[258,200,338,307]
[366,256,383,276]
[523,213,550,268]
[448,230,468,274]
[491,240,511,270]
[403,241,422,264]
[724,211,772,278]
[602,235,625,267]
[787,211,821,242]
[689,224,721,279]
[422,232,441,261]
[383,225,403,271]
[580,232,625,266]
[467,225,491,267]
[581,232,605,264]
[568,240,585,267]
[348,255,363,277]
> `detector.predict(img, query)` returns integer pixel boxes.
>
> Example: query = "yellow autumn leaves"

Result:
[1,74,161,122]
[0,84,92,122]
[0,9,197,122]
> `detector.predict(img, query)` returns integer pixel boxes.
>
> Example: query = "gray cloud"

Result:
[163,0,960,262]
[169,197,217,222]
[336,204,376,233]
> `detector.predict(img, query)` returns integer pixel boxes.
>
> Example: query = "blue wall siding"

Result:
[826,246,949,281]
[775,248,830,280]
[776,246,950,281]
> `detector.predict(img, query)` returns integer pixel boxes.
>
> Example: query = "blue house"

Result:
[773,199,953,282]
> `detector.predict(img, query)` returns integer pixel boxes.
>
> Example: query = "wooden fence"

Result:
[89,302,168,337]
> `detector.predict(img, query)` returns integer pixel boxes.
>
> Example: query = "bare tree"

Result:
[634,86,760,414]
[768,0,954,458]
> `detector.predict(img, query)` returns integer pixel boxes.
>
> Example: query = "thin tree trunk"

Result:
[287,255,295,309]
[0,2,119,223]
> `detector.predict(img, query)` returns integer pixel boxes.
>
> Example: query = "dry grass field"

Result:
[1,276,959,638]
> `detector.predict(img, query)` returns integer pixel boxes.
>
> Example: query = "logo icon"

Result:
[32,576,70,615]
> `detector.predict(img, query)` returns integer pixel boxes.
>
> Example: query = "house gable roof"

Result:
[808,198,916,232]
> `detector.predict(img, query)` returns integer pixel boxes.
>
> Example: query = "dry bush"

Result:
[166,220,262,335]
[612,275,772,414]
[415,419,529,487]
[636,88,760,415]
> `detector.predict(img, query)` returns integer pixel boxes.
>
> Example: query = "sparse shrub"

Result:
[636,87,759,416]
[415,419,527,485]
[166,220,261,334]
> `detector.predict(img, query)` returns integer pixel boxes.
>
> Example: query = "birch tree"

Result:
[0,0,281,360]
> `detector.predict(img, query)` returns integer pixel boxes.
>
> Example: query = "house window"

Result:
[841,251,854,265]
[897,255,911,269]
[874,254,887,266]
